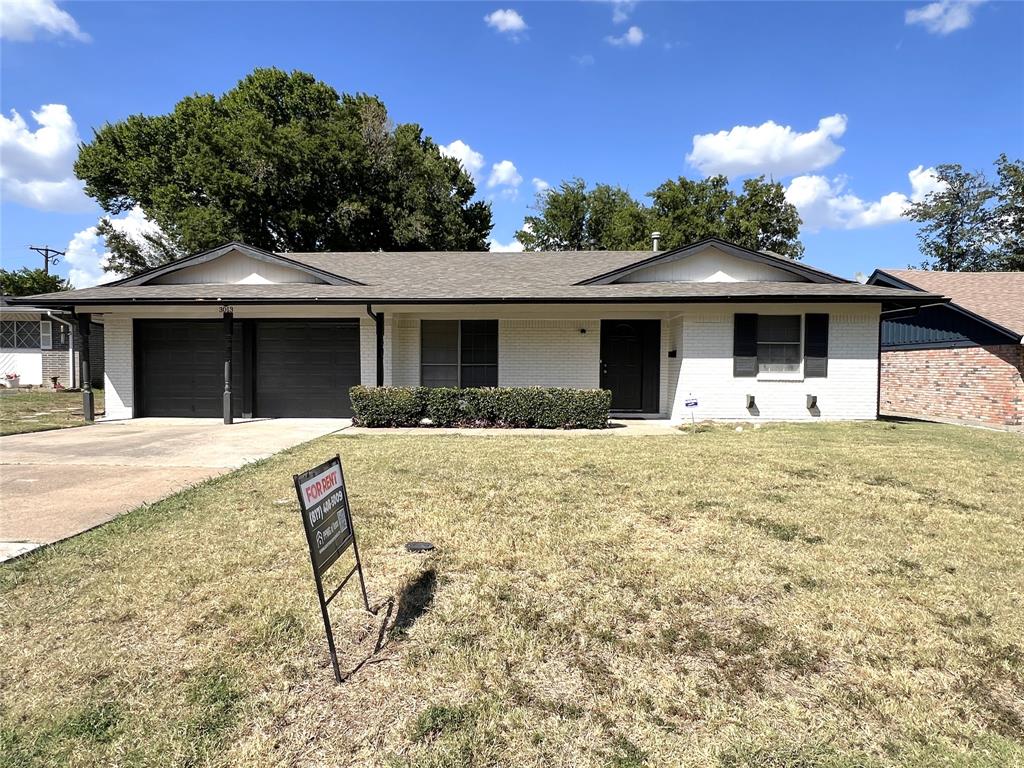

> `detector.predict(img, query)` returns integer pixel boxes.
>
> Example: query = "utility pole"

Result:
[28,245,65,275]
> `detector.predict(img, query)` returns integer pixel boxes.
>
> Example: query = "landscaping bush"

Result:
[349,386,612,429]
[348,385,425,427]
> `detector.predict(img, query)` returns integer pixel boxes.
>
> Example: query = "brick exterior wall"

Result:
[384,303,881,421]
[103,316,134,419]
[670,304,880,421]
[881,345,1024,427]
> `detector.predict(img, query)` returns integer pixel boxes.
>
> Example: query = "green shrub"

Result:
[349,386,611,429]
[348,385,424,427]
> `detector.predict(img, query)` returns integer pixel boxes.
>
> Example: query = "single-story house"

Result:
[0,296,104,389]
[868,269,1024,429]
[14,237,940,423]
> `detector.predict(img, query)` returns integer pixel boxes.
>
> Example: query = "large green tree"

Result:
[904,163,997,271]
[75,68,492,275]
[993,154,1024,270]
[519,175,804,259]
[903,155,1024,272]
[0,268,72,297]
[516,179,650,251]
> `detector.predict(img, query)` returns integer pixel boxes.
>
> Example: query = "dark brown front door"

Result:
[600,319,660,413]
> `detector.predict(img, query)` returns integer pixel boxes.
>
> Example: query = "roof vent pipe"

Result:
[651,232,661,251]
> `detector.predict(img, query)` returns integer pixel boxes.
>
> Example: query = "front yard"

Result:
[1,423,1021,767]
[0,389,104,436]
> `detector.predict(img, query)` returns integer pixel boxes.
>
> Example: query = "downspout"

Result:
[46,311,75,388]
[365,304,384,387]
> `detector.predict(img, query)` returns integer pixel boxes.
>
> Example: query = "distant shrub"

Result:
[349,386,611,429]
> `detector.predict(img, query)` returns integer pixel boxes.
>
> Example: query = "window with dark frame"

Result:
[756,315,801,373]
[421,319,498,387]
[0,320,42,349]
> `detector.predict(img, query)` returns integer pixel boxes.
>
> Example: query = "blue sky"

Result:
[2,0,1022,286]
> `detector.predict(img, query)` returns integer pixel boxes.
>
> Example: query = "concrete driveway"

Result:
[0,418,349,561]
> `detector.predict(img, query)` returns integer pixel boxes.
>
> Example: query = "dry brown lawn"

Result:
[1,422,1022,767]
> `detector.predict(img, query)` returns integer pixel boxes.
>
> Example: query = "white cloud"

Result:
[908,164,944,202]
[439,139,485,182]
[606,25,644,46]
[610,1,637,23]
[484,8,527,38]
[63,206,167,287]
[687,114,848,178]
[572,53,596,67]
[785,165,945,232]
[487,160,522,189]
[906,0,985,35]
[0,103,92,211]
[532,177,550,193]
[488,236,525,253]
[0,0,90,42]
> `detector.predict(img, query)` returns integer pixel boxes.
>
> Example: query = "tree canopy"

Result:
[904,154,1023,271]
[517,175,804,259]
[0,268,72,297]
[75,68,493,275]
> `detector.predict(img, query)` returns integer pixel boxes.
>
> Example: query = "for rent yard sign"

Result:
[294,455,371,683]
[297,458,351,575]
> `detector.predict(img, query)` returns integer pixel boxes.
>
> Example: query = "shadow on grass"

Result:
[392,568,437,636]
[342,567,437,681]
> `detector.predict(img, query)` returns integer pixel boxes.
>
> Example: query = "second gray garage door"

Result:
[255,320,361,417]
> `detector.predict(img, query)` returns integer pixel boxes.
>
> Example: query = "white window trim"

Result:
[755,313,804,382]
[40,320,52,350]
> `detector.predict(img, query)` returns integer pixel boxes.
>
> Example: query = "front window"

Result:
[757,315,801,373]
[0,321,42,349]
[421,319,498,387]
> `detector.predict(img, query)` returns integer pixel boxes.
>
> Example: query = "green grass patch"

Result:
[0,388,104,436]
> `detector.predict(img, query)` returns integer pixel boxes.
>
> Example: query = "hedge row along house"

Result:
[869,269,1024,429]
[14,238,939,423]
[0,296,104,389]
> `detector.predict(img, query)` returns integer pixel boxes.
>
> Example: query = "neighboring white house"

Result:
[15,238,941,422]
[0,297,104,389]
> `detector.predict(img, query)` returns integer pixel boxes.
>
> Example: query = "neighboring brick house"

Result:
[868,270,1024,429]
[0,297,104,389]
[16,239,938,422]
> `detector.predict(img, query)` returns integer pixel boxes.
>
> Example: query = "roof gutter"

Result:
[9,294,950,308]
[365,304,384,387]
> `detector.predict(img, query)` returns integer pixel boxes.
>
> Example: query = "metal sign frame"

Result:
[293,454,370,683]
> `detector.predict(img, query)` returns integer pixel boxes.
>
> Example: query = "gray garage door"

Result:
[255,320,361,417]
[135,320,242,418]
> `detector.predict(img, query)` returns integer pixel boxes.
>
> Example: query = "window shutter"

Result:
[804,313,829,377]
[733,313,758,377]
[40,321,52,350]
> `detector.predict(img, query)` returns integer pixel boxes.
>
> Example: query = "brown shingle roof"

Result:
[18,279,941,306]
[13,240,943,309]
[879,270,1024,336]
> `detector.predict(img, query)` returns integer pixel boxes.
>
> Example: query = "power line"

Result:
[28,245,65,275]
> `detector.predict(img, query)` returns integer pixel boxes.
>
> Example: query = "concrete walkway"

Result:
[0,418,349,562]
[342,419,682,436]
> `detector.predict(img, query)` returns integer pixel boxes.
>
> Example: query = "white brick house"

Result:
[15,239,941,423]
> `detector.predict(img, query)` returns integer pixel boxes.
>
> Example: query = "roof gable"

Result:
[114,243,364,287]
[869,268,1024,339]
[577,238,848,286]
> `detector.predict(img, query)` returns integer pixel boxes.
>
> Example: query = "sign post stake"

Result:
[293,454,372,684]
[684,393,699,426]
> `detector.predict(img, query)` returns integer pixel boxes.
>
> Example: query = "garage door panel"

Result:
[255,321,360,418]
[135,321,242,418]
